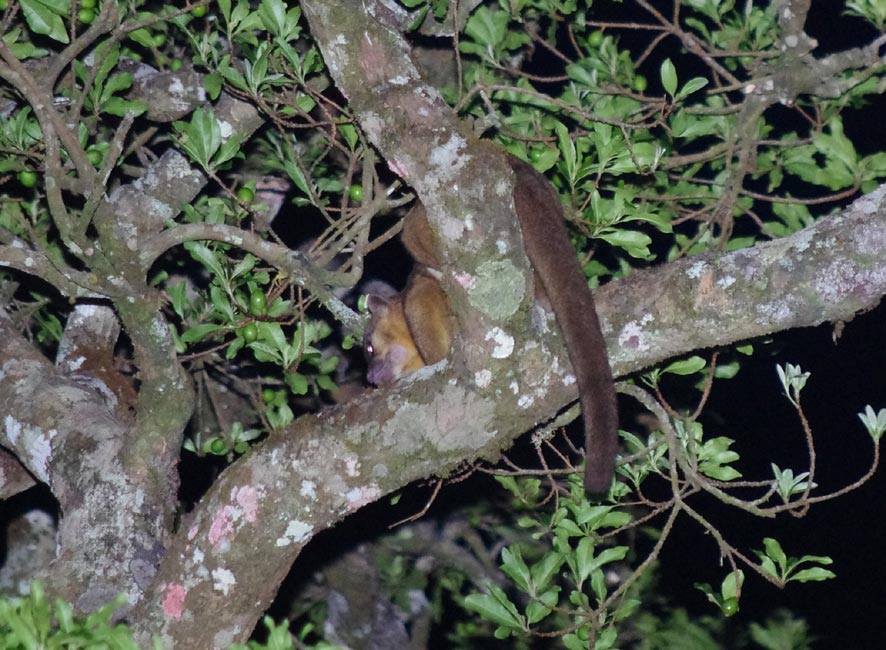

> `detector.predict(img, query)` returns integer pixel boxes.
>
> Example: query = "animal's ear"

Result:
[366,294,391,315]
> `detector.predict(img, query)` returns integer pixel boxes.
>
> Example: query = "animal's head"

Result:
[364,294,423,386]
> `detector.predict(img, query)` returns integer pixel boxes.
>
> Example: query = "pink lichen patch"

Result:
[162,583,186,619]
[208,505,236,547]
[233,486,259,522]
[453,271,475,289]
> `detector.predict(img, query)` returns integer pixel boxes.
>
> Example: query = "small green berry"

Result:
[249,291,267,315]
[720,598,739,617]
[262,388,276,403]
[79,7,95,24]
[632,75,648,93]
[236,186,255,203]
[241,323,258,342]
[17,170,37,188]
[588,30,604,47]
[209,438,227,454]
[191,5,207,18]
[81,0,97,8]
[87,149,103,167]
[348,184,363,202]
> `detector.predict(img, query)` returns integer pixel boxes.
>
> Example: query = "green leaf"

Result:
[20,0,70,44]
[340,123,359,150]
[258,0,287,36]
[858,405,886,441]
[574,536,596,584]
[676,76,709,100]
[790,567,836,582]
[525,588,559,624]
[529,552,565,592]
[663,356,706,376]
[180,323,225,344]
[464,586,524,630]
[101,98,149,117]
[763,537,787,574]
[554,121,577,185]
[283,158,313,198]
[598,228,653,259]
[231,254,257,280]
[285,372,309,395]
[721,570,743,600]
[500,546,531,592]
[174,108,223,171]
[185,242,226,279]
[463,6,506,53]
[660,58,678,96]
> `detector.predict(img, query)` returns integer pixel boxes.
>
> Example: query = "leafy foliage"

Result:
[0,583,141,650]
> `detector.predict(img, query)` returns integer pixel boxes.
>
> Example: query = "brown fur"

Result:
[365,155,618,492]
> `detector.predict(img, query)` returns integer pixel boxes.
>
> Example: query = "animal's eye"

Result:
[365,343,374,356]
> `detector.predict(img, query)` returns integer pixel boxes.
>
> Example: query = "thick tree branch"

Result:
[0,311,165,611]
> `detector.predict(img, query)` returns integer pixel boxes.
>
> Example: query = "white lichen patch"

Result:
[618,320,652,352]
[299,480,316,499]
[276,520,313,547]
[486,327,514,358]
[517,394,534,408]
[28,432,53,483]
[167,76,184,94]
[440,213,469,241]
[474,369,492,387]
[717,275,736,289]
[790,227,815,253]
[345,455,360,477]
[346,485,381,510]
[755,300,793,325]
[686,260,709,279]
[150,315,172,340]
[211,567,236,595]
[217,119,234,140]
[429,134,468,180]
[4,417,53,483]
